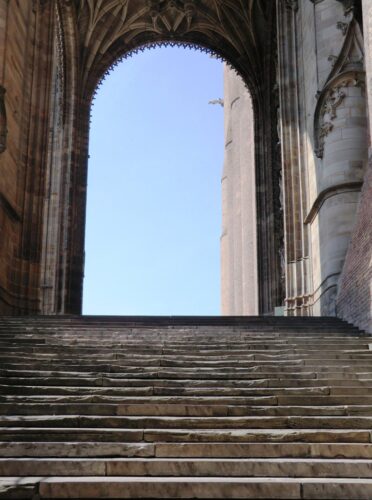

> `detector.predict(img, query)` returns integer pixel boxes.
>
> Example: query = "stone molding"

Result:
[304,181,363,224]
[0,85,7,154]
[277,0,311,316]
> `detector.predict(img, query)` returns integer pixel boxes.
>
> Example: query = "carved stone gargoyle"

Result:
[0,85,7,154]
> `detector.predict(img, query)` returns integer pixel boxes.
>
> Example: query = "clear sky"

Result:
[83,46,224,316]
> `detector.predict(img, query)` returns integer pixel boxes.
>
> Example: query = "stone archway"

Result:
[1,0,371,330]
[39,0,283,315]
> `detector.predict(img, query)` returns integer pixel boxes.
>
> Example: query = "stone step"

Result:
[0,323,358,329]
[1,344,371,352]
[0,346,365,355]
[2,403,372,417]
[0,336,364,342]
[143,428,372,443]
[1,475,372,499]
[4,363,372,376]
[1,376,371,390]
[2,343,370,354]
[0,316,369,499]
[0,395,280,405]
[0,428,144,442]
[1,457,372,478]
[4,441,372,459]
[2,383,372,397]
[156,442,372,459]
[2,415,372,430]
[10,357,372,366]
[38,476,372,499]
[0,427,370,443]
[4,368,368,380]
[5,393,372,405]
[3,354,372,366]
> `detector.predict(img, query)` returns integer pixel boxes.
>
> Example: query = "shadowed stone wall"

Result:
[0,0,54,313]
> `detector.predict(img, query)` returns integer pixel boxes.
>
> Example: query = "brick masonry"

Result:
[337,155,372,332]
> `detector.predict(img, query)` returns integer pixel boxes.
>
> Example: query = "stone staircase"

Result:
[0,315,372,499]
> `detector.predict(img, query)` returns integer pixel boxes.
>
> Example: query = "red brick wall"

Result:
[337,157,372,333]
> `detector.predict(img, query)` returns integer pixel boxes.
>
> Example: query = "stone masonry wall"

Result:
[337,0,372,333]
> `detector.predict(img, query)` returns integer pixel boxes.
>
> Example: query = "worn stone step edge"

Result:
[0,428,371,443]
[2,476,372,500]
[1,457,372,478]
[4,441,372,459]
[2,415,372,430]
[2,403,372,417]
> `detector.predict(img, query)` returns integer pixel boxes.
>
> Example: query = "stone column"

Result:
[221,66,258,315]
[277,0,312,316]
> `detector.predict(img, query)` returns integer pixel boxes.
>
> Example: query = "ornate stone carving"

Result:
[314,16,365,158]
[53,6,66,126]
[148,0,196,35]
[74,0,271,98]
[315,73,364,158]
[323,87,346,119]
[336,21,348,36]
[0,86,7,154]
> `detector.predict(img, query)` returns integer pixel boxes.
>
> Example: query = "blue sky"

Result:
[83,46,224,315]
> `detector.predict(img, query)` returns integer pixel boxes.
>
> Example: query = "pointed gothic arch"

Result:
[40,0,283,314]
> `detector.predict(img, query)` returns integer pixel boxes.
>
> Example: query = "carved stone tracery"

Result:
[147,0,196,34]
[74,0,270,100]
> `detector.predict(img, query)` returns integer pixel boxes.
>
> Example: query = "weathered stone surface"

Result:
[38,476,302,499]
[0,316,371,499]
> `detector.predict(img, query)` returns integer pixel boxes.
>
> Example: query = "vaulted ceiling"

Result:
[67,0,275,99]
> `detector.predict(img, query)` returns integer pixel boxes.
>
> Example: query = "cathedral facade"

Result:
[0,0,371,332]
